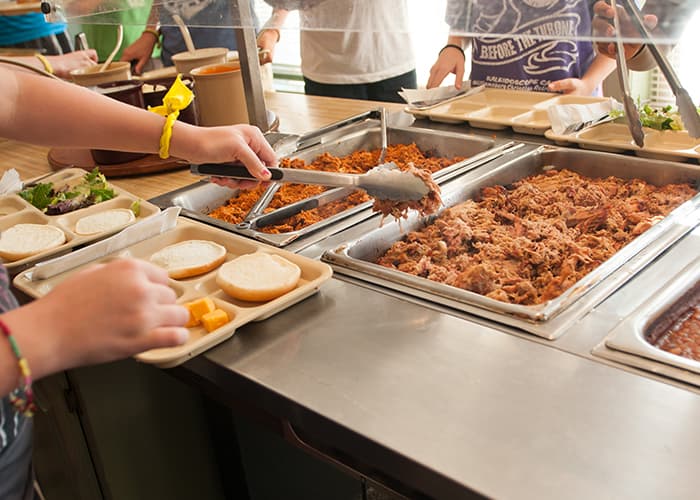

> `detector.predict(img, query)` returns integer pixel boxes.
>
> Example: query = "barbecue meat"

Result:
[376,169,696,305]
[208,143,463,233]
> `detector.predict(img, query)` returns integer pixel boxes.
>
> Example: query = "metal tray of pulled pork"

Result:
[150,110,514,251]
[323,145,700,340]
[595,257,700,388]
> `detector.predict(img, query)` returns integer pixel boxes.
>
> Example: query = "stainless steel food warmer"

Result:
[595,256,700,387]
[150,111,516,252]
[323,145,700,340]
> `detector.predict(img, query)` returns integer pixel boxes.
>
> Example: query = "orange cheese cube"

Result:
[201,309,230,333]
[184,297,217,327]
[185,308,199,328]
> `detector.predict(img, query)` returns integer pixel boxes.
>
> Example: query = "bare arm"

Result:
[548,53,617,96]
[257,8,290,64]
[0,67,276,177]
[1,260,189,397]
[427,35,470,89]
[0,50,98,79]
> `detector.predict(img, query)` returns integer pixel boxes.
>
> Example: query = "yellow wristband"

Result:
[159,113,178,159]
[35,53,53,74]
[148,75,194,159]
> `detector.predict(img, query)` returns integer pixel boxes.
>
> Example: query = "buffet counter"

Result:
[5,91,700,500]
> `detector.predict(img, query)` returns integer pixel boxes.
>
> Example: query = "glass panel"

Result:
[44,0,693,46]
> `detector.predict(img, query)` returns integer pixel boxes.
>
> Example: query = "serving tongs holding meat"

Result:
[620,0,700,139]
[191,163,431,202]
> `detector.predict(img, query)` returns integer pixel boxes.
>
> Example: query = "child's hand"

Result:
[49,50,98,79]
[172,123,277,184]
[427,47,466,89]
[548,78,592,96]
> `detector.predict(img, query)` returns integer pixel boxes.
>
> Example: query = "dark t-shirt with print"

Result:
[447,0,597,92]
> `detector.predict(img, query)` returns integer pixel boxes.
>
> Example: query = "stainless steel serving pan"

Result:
[597,257,700,387]
[151,120,513,251]
[323,145,700,339]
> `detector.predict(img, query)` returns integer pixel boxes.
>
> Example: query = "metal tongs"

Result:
[621,0,700,139]
[610,0,645,147]
[191,163,430,201]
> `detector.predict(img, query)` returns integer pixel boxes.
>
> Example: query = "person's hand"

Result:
[48,50,98,79]
[172,123,277,190]
[592,0,658,60]
[427,46,465,89]
[256,29,279,65]
[4,259,189,378]
[120,34,157,74]
[548,77,593,96]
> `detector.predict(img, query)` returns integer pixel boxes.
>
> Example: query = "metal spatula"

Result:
[191,163,430,201]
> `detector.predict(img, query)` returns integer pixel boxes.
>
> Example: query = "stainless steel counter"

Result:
[172,123,700,499]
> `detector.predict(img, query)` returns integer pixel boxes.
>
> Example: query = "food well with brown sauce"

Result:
[646,283,700,363]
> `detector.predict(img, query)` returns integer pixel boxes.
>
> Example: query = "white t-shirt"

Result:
[298,0,415,85]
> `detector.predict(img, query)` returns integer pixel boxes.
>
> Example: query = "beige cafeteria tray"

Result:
[545,123,700,162]
[13,216,333,368]
[407,88,608,135]
[0,168,160,273]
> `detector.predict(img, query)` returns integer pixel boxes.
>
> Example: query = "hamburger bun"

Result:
[0,223,66,261]
[216,252,301,302]
[149,239,227,279]
[75,208,136,235]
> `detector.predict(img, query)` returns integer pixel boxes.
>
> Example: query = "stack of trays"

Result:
[406,88,608,136]
[596,258,700,388]
[546,124,700,162]
[0,168,160,274]
[323,146,700,340]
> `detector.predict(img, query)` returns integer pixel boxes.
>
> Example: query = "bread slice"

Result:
[149,239,227,279]
[0,223,66,261]
[75,208,136,235]
[216,252,301,302]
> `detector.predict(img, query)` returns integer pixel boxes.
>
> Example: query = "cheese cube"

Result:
[201,309,230,333]
[184,297,217,327]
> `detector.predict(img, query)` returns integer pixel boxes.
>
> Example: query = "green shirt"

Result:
[78,2,159,62]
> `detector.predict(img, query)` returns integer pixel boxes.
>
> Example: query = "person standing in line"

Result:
[592,0,694,71]
[0,12,71,54]
[0,10,97,77]
[0,64,275,499]
[120,0,259,74]
[257,0,417,103]
[427,0,617,96]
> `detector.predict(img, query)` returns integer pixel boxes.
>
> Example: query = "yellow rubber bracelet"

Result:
[35,53,53,74]
[159,113,178,159]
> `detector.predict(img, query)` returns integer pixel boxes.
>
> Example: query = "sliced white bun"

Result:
[149,239,227,279]
[0,223,66,261]
[75,208,136,235]
[216,252,301,302]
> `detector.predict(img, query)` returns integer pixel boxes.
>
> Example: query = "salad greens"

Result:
[19,167,116,215]
[611,103,700,131]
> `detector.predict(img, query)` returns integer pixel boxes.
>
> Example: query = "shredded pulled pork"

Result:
[376,168,697,306]
[372,164,442,220]
[208,143,463,233]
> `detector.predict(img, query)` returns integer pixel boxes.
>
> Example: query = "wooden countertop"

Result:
[2,91,402,200]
